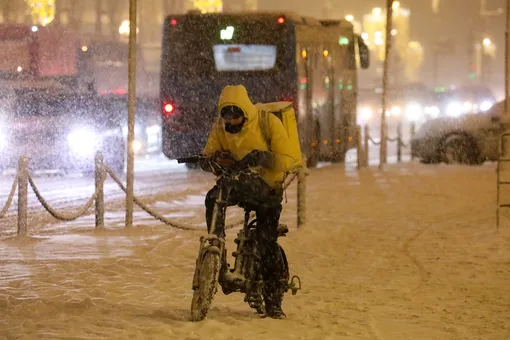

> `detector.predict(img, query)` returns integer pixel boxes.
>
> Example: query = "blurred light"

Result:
[339,37,349,45]
[67,127,98,157]
[132,140,143,153]
[361,32,369,40]
[164,103,175,114]
[480,101,493,112]
[447,102,462,117]
[375,37,384,45]
[372,7,382,16]
[323,50,329,57]
[171,18,178,26]
[146,125,161,135]
[277,16,285,24]
[220,26,235,40]
[81,45,88,52]
[361,107,373,121]
[345,14,354,22]
[463,101,473,112]
[425,106,440,118]
[301,49,307,58]
[17,66,22,72]
[119,20,139,36]
[406,103,423,121]
[375,31,382,38]
[31,25,38,32]
[324,76,330,85]
[393,1,400,10]
[483,38,491,46]
[391,29,398,36]
[391,106,401,116]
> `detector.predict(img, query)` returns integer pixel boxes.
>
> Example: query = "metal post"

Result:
[380,0,394,170]
[297,168,306,228]
[410,122,416,160]
[364,124,370,166]
[505,0,510,122]
[95,151,105,229]
[126,0,137,228]
[17,156,28,237]
[397,121,402,163]
[498,0,510,228]
[356,125,362,169]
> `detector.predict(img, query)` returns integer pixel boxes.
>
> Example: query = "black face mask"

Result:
[225,117,246,134]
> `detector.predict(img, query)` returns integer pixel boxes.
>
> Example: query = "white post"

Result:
[380,0,394,170]
[126,0,137,228]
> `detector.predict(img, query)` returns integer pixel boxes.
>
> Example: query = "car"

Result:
[0,90,128,176]
[410,100,503,165]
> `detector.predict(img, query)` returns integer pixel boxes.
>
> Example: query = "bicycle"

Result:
[177,154,302,321]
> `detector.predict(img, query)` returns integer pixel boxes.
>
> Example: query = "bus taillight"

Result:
[171,19,178,26]
[277,17,285,24]
[163,103,175,116]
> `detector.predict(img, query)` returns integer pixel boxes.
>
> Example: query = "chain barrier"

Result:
[27,172,102,222]
[5,151,306,237]
[0,175,18,219]
[358,122,415,168]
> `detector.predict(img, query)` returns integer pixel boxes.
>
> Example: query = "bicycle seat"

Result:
[277,224,289,237]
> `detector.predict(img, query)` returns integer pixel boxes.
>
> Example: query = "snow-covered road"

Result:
[1,161,509,339]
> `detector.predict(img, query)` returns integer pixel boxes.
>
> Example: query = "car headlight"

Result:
[67,127,99,157]
[391,106,401,116]
[405,103,423,121]
[480,101,493,112]
[424,106,440,118]
[446,102,462,117]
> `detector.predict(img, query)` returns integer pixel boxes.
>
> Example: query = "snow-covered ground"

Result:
[1,161,509,339]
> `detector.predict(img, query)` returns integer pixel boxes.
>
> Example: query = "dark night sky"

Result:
[258,0,507,97]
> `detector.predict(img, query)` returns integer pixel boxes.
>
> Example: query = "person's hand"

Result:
[213,152,236,167]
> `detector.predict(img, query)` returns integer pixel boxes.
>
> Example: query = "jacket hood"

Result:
[217,85,258,124]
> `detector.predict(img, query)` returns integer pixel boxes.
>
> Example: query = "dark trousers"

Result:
[205,177,288,304]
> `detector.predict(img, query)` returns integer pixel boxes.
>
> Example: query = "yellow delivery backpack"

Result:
[255,101,304,174]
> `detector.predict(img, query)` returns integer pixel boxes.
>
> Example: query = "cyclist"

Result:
[200,84,297,319]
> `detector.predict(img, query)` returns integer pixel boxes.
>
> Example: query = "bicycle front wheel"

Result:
[191,251,221,321]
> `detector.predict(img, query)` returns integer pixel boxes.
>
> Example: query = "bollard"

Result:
[364,125,370,167]
[297,167,306,228]
[17,156,28,237]
[397,121,402,163]
[410,123,416,160]
[356,125,362,170]
[95,151,105,229]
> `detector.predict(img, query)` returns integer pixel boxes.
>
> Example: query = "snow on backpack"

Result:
[255,101,304,174]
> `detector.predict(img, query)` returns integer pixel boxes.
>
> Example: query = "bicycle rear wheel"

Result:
[191,251,221,321]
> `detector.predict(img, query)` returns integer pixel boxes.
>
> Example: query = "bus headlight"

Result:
[67,127,99,157]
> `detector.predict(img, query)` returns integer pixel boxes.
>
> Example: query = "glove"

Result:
[213,151,236,167]
[232,150,274,171]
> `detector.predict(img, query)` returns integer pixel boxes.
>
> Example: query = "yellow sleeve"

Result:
[203,119,223,156]
[267,114,298,173]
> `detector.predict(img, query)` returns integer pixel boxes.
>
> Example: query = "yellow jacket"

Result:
[203,85,297,189]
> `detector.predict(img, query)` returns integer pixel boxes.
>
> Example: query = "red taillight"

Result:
[277,17,285,24]
[163,103,175,115]
[171,18,177,26]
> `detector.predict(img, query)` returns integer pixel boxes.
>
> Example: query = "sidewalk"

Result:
[1,162,509,339]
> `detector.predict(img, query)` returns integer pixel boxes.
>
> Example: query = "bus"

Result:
[160,11,369,167]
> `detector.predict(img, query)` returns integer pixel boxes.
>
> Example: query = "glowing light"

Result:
[345,14,354,22]
[372,7,382,16]
[483,38,491,46]
[26,0,55,26]
[81,46,88,52]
